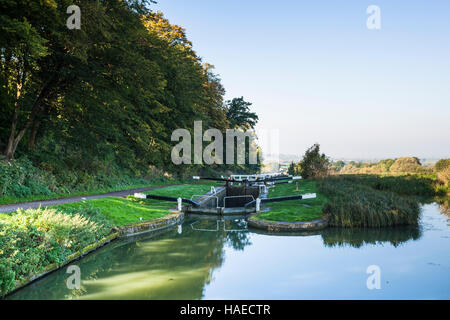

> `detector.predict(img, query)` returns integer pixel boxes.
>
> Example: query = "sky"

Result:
[151,0,450,160]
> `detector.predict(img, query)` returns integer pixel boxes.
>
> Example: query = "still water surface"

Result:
[8,203,450,299]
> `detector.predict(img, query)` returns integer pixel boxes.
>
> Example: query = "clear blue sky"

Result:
[151,0,450,159]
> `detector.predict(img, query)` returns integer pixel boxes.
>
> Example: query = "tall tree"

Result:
[225,97,258,130]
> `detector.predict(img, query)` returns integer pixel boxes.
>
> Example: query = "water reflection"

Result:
[436,197,450,216]
[249,223,421,248]
[7,203,450,300]
[320,225,421,248]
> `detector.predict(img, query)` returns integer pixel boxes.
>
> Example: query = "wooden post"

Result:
[256,198,261,212]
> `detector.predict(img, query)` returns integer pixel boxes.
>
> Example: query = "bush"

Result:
[298,143,330,178]
[435,159,450,172]
[0,155,172,202]
[0,157,55,197]
[0,207,112,297]
[437,166,450,186]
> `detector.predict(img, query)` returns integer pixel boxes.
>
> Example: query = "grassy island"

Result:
[251,174,442,228]
[252,181,326,223]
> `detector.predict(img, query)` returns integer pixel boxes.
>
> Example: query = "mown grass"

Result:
[53,197,173,226]
[318,176,421,228]
[51,184,218,226]
[144,183,218,199]
[252,181,326,222]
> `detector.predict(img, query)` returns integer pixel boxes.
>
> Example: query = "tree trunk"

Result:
[4,76,23,162]
[3,75,56,161]
[28,117,40,151]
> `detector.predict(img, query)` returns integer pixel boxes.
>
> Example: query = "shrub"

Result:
[298,143,330,178]
[437,166,450,186]
[0,157,54,197]
[0,207,112,297]
[435,159,450,172]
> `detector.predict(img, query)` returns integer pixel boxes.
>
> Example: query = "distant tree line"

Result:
[332,157,450,187]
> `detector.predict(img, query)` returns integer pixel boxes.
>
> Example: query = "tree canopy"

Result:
[0,1,260,181]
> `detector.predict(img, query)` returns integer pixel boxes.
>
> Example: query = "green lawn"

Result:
[254,180,326,222]
[145,183,218,199]
[51,183,219,226]
[53,197,175,226]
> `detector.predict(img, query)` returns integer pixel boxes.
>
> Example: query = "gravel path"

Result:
[0,185,173,213]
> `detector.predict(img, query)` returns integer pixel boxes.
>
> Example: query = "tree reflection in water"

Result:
[8,216,252,300]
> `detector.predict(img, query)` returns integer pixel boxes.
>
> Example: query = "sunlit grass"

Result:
[52,184,218,226]
[254,180,326,222]
[145,184,217,199]
[54,197,173,226]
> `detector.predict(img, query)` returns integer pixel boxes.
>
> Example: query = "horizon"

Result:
[152,0,450,160]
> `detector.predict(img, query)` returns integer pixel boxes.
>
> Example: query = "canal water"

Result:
[8,202,450,299]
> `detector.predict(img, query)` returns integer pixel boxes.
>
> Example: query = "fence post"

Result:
[256,198,261,212]
[177,197,182,211]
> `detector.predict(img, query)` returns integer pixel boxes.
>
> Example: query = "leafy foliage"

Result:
[225,97,258,130]
[1,1,260,192]
[297,143,330,178]
[0,206,111,297]
[435,159,450,172]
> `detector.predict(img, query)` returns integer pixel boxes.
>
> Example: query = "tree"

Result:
[298,143,330,179]
[225,97,258,130]
[0,0,52,161]
[0,1,261,181]
[333,160,345,171]
[389,157,423,173]
[435,159,450,172]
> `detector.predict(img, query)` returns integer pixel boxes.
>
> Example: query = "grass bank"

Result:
[53,184,215,226]
[0,183,215,297]
[0,206,111,297]
[0,157,181,206]
[0,180,180,206]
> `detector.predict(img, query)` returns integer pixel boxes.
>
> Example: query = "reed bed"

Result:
[317,176,421,228]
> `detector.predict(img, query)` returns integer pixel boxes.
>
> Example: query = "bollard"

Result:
[134,193,146,199]
[256,198,261,212]
[177,197,182,211]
